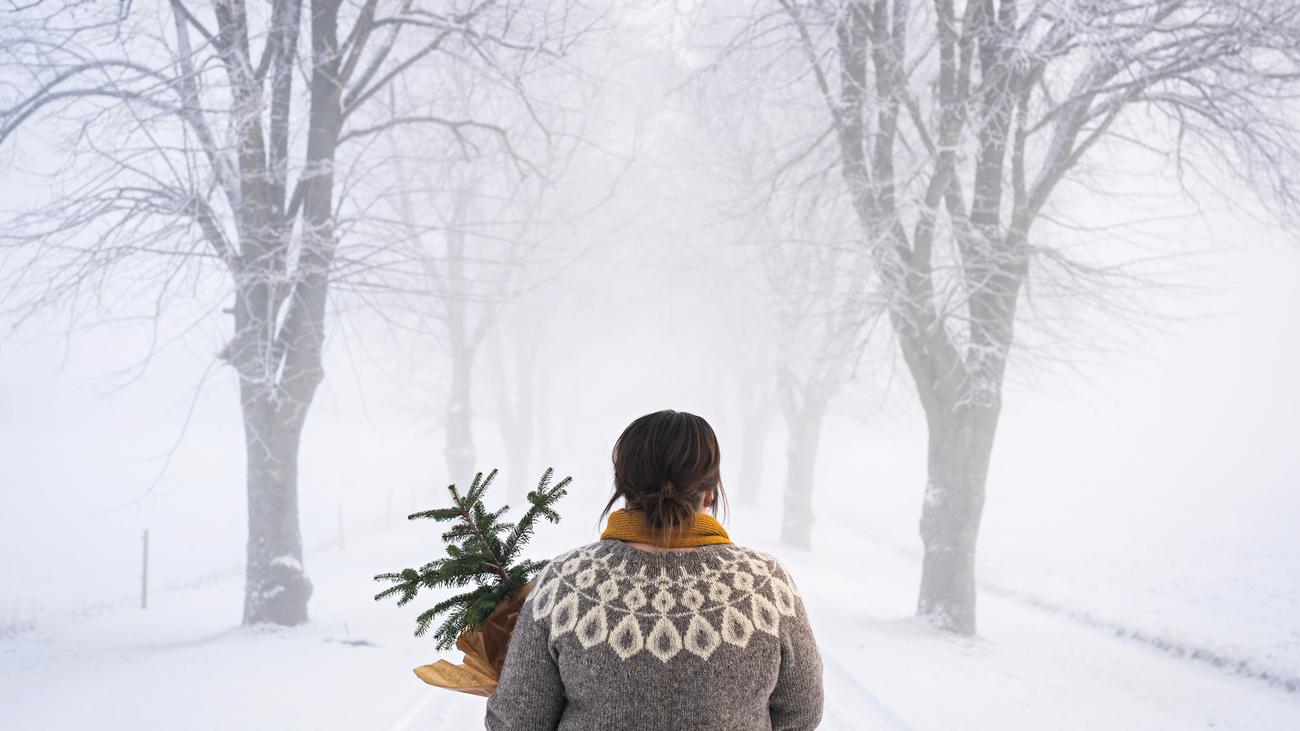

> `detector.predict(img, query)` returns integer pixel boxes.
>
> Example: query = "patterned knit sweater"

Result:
[484,538,824,730]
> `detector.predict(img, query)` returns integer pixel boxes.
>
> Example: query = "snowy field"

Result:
[3,498,1297,730]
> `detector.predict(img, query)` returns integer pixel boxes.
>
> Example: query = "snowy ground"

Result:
[2,503,1297,730]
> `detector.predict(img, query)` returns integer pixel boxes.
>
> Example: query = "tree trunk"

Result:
[915,402,999,635]
[735,372,774,509]
[444,342,476,485]
[441,185,478,486]
[486,318,537,507]
[535,350,555,477]
[779,400,828,550]
[241,394,313,625]
[736,418,770,509]
[506,330,535,506]
[237,0,342,627]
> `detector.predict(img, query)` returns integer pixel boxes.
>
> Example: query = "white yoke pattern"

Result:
[525,542,800,663]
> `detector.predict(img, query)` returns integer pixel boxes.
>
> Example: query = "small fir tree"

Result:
[374,467,570,650]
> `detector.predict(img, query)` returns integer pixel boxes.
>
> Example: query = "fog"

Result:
[2,2,1299,729]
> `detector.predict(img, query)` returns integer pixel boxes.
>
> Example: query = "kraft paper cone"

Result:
[412,579,535,698]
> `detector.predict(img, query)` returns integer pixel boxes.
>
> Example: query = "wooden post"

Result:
[140,529,149,610]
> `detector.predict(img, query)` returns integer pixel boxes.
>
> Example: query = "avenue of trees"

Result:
[6,1,1300,640]
[695,0,1300,633]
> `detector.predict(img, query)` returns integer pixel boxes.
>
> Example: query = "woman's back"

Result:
[485,538,824,730]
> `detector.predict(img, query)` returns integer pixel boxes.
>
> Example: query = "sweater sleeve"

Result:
[767,561,825,731]
[484,565,566,731]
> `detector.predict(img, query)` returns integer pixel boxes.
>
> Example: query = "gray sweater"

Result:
[484,538,824,730]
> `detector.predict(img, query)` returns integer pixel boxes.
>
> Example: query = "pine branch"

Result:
[502,467,572,563]
[373,466,570,650]
[449,470,511,583]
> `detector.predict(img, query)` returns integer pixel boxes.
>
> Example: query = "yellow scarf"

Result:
[599,508,733,548]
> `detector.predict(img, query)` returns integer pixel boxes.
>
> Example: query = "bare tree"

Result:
[376,128,591,494]
[485,297,546,505]
[732,339,778,511]
[385,171,546,487]
[702,0,1300,633]
[682,65,884,548]
[771,232,880,549]
[385,172,500,485]
[353,19,618,494]
[0,0,591,626]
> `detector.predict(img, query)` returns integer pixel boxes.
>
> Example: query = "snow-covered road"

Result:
[3,512,1298,730]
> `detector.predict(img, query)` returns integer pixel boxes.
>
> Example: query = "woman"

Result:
[485,409,824,730]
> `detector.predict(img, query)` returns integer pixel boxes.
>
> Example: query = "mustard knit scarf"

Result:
[599,508,733,548]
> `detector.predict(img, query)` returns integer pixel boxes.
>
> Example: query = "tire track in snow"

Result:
[864,534,1300,697]
[821,651,915,730]
[386,686,493,730]
[379,691,436,728]
[982,583,1300,695]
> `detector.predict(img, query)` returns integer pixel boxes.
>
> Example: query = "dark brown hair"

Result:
[599,409,730,547]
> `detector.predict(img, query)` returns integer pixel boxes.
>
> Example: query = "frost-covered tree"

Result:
[362,33,609,490]
[485,299,546,507]
[684,27,884,550]
[0,0,592,626]
[703,0,1300,633]
[769,220,881,550]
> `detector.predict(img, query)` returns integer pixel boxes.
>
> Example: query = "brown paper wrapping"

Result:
[412,579,535,698]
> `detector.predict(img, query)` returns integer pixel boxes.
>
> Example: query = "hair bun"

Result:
[605,409,727,545]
